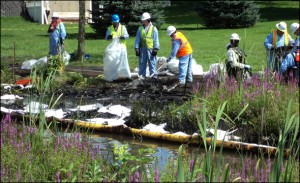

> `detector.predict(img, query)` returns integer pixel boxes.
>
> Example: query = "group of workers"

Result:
[104,12,193,86]
[47,12,299,85]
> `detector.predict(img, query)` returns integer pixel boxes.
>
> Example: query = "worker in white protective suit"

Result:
[47,12,66,56]
[134,12,160,80]
[226,33,250,80]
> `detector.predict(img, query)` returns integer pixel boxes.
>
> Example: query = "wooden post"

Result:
[13,42,16,82]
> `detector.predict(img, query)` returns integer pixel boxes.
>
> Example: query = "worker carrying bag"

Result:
[103,38,131,81]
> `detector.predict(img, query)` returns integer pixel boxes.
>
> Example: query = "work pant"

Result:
[138,48,157,78]
[49,37,62,56]
[178,54,193,84]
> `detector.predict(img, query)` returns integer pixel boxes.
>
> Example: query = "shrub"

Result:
[89,0,169,37]
[195,0,260,28]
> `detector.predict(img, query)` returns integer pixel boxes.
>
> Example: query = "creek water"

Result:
[1,94,258,171]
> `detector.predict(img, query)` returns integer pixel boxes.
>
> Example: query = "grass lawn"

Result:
[1,1,299,72]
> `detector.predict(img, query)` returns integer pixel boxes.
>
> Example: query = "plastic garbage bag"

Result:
[118,45,131,78]
[86,118,126,126]
[192,60,203,75]
[24,101,48,114]
[166,58,203,75]
[103,38,131,81]
[62,51,70,65]
[166,59,179,74]
[208,63,226,81]
[21,56,47,70]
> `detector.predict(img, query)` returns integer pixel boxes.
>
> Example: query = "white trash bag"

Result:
[103,38,131,81]
[166,58,203,75]
[21,56,47,70]
[118,45,131,79]
[62,51,70,65]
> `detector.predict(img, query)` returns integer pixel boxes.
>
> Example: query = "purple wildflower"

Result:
[189,159,194,172]
[27,142,31,151]
[56,171,61,183]
[2,114,12,124]
[154,168,159,183]
[16,164,21,182]
[128,175,133,182]
[134,171,140,182]
[198,173,202,182]
[254,163,258,181]
[265,158,271,182]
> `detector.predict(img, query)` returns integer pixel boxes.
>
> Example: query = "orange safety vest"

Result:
[172,32,193,58]
[295,49,300,63]
[271,29,289,47]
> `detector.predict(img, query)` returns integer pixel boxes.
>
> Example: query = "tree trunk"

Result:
[78,0,85,61]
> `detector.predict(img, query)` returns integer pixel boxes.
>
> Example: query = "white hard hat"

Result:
[276,22,287,32]
[52,12,59,18]
[290,23,299,34]
[167,26,176,36]
[230,33,240,40]
[141,12,151,21]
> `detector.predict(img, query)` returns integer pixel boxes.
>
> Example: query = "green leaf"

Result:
[221,163,230,182]
[233,103,248,121]
[176,145,185,182]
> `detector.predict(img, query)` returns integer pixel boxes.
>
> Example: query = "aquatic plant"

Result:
[173,100,299,182]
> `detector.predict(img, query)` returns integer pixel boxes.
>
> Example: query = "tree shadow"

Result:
[163,1,299,28]
[259,7,299,22]
[36,32,104,40]
[66,32,103,40]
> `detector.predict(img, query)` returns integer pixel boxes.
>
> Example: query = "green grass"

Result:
[1,1,299,72]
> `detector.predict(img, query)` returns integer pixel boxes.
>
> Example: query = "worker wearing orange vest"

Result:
[264,22,294,70]
[166,26,193,85]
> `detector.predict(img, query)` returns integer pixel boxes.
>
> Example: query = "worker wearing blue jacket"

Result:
[290,23,299,53]
[279,45,299,79]
[134,12,160,80]
[47,12,66,56]
[264,22,294,71]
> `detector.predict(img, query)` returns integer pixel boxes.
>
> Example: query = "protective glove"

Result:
[244,65,251,70]
[120,36,126,40]
[166,57,171,63]
[107,35,113,40]
[152,48,159,56]
[135,48,140,57]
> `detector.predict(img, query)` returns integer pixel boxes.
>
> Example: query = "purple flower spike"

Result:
[189,159,194,173]
[134,171,140,182]
[56,171,61,183]
[154,168,159,183]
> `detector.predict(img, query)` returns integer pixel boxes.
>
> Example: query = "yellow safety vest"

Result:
[109,24,126,45]
[271,29,289,47]
[139,25,155,49]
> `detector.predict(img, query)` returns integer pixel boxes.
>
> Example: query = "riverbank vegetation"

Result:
[1,97,299,182]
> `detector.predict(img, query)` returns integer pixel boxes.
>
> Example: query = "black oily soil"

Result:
[56,77,199,103]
